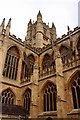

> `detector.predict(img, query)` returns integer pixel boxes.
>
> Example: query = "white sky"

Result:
[0,0,79,40]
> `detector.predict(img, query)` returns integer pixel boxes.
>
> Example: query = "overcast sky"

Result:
[0,0,79,40]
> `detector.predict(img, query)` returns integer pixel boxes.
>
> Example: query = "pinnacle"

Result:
[29,19,32,24]
[0,18,5,28]
[37,10,42,17]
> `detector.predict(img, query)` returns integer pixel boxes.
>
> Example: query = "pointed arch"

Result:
[27,53,35,63]
[40,81,57,112]
[68,70,80,86]
[77,36,80,58]
[68,70,80,109]
[1,88,16,105]
[23,88,31,114]
[40,80,56,93]
[59,45,72,64]
[42,53,50,71]
[7,45,20,58]
[59,43,70,50]
[3,46,20,80]
[27,54,35,75]
[22,87,31,96]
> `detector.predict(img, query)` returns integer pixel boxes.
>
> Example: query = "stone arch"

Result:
[59,44,72,64]
[27,53,35,63]
[1,87,16,104]
[3,45,20,80]
[40,80,56,93]
[67,70,80,88]
[59,44,68,53]
[22,87,32,97]
[67,70,80,111]
[40,80,57,112]
[42,53,50,62]
[27,54,35,75]
[7,45,21,58]
[59,43,70,50]
[42,53,51,70]
[22,88,31,114]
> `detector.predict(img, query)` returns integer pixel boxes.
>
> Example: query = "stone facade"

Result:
[0,11,80,119]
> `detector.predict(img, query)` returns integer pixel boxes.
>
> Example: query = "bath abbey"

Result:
[0,11,80,119]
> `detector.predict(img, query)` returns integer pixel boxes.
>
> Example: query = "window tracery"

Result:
[21,53,35,82]
[42,53,55,73]
[27,54,35,75]
[43,83,57,112]
[1,89,15,105]
[71,74,80,109]
[59,46,69,64]
[3,46,19,80]
[23,89,31,113]
[42,54,50,71]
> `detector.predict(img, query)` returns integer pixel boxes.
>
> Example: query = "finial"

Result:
[1,18,5,27]
[52,22,55,28]
[6,18,11,28]
[29,19,32,24]
[5,18,11,36]
[37,10,42,17]
[0,18,5,33]
[67,26,70,32]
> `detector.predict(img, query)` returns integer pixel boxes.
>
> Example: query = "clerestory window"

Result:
[59,46,69,64]
[42,54,50,71]
[27,54,35,75]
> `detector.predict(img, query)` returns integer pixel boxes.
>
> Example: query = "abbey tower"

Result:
[0,11,80,119]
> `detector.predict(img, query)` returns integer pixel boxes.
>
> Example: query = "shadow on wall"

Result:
[47,117,52,120]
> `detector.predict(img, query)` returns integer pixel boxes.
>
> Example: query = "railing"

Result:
[63,56,80,70]
[39,68,56,79]
[39,56,80,79]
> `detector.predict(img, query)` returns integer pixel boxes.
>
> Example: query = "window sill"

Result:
[67,109,80,115]
[38,111,57,117]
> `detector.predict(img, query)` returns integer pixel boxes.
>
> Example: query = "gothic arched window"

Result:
[59,46,69,64]
[50,52,55,71]
[71,74,80,109]
[27,54,35,75]
[23,89,31,113]
[77,38,80,58]
[1,89,15,105]
[42,54,50,71]
[3,46,19,80]
[43,83,57,112]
